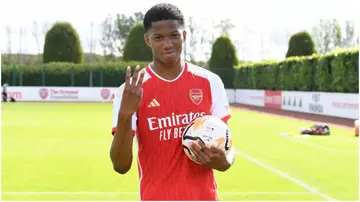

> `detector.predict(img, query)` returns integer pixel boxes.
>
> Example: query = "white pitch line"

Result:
[219,192,315,195]
[2,191,316,196]
[293,139,335,152]
[2,192,138,195]
[236,151,337,201]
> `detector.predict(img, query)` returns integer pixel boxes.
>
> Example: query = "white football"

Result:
[182,115,232,163]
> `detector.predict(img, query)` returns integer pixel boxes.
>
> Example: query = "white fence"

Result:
[230,89,359,120]
[5,87,359,120]
[6,86,117,102]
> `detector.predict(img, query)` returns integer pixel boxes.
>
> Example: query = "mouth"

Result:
[164,51,176,56]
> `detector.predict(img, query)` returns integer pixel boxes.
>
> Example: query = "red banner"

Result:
[264,90,282,109]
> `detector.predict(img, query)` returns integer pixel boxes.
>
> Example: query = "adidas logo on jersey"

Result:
[148,99,160,108]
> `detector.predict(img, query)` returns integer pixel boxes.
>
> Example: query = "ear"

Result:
[144,34,151,48]
[182,30,187,42]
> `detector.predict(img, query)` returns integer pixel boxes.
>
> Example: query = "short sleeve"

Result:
[209,75,231,122]
[111,83,137,136]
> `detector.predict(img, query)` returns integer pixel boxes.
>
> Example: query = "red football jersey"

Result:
[111,61,231,201]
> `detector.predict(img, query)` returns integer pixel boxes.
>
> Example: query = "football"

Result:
[182,115,232,163]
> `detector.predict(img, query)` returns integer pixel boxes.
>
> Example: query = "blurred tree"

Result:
[209,35,238,68]
[341,20,357,48]
[286,31,317,58]
[113,12,144,55]
[312,19,342,54]
[43,22,84,63]
[186,16,202,62]
[100,14,116,62]
[215,19,235,36]
[123,23,152,61]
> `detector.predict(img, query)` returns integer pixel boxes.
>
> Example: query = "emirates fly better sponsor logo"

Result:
[147,111,206,141]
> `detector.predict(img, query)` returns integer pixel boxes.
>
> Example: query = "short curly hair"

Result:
[143,3,185,32]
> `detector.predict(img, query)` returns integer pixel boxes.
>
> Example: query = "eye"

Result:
[154,36,162,41]
[172,33,180,38]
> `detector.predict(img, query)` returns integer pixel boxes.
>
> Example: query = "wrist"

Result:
[118,111,133,121]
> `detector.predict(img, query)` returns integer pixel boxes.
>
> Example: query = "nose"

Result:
[163,38,174,48]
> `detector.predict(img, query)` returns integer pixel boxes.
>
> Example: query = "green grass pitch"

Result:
[1,103,358,201]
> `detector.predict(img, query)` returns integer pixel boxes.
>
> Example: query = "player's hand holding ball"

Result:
[182,115,235,171]
[119,65,145,118]
[190,141,230,171]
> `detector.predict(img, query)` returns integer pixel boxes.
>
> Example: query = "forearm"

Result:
[110,114,134,174]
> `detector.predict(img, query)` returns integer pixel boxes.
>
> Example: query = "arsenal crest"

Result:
[101,89,110,100]
[39,88,49,100]
[189,89,203,105]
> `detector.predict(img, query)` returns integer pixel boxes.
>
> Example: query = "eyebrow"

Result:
[151,30,180,36]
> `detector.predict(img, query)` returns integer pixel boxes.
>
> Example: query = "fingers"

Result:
[209,146,225,163]
[131,65,140,88]
[137,69,145,88]
[209,146,221,153]
[190,141,211,165]
[202,145,212,155]
[125,66,131,88]
[124,65,144,95]
[203,145,220,161]
[190,144,206,164]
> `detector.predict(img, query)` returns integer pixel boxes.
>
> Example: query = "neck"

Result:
[151,58,184,80]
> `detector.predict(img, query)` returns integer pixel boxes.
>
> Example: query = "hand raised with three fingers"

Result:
[119,65,145,118]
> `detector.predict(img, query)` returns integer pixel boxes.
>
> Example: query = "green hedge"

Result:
[236,48,359,93]
[2,62,236,89]
[209,68,234,89]
[2,48,358,93]
[1,61,150,87]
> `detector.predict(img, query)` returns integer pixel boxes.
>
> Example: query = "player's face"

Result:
[144,20,186,64]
